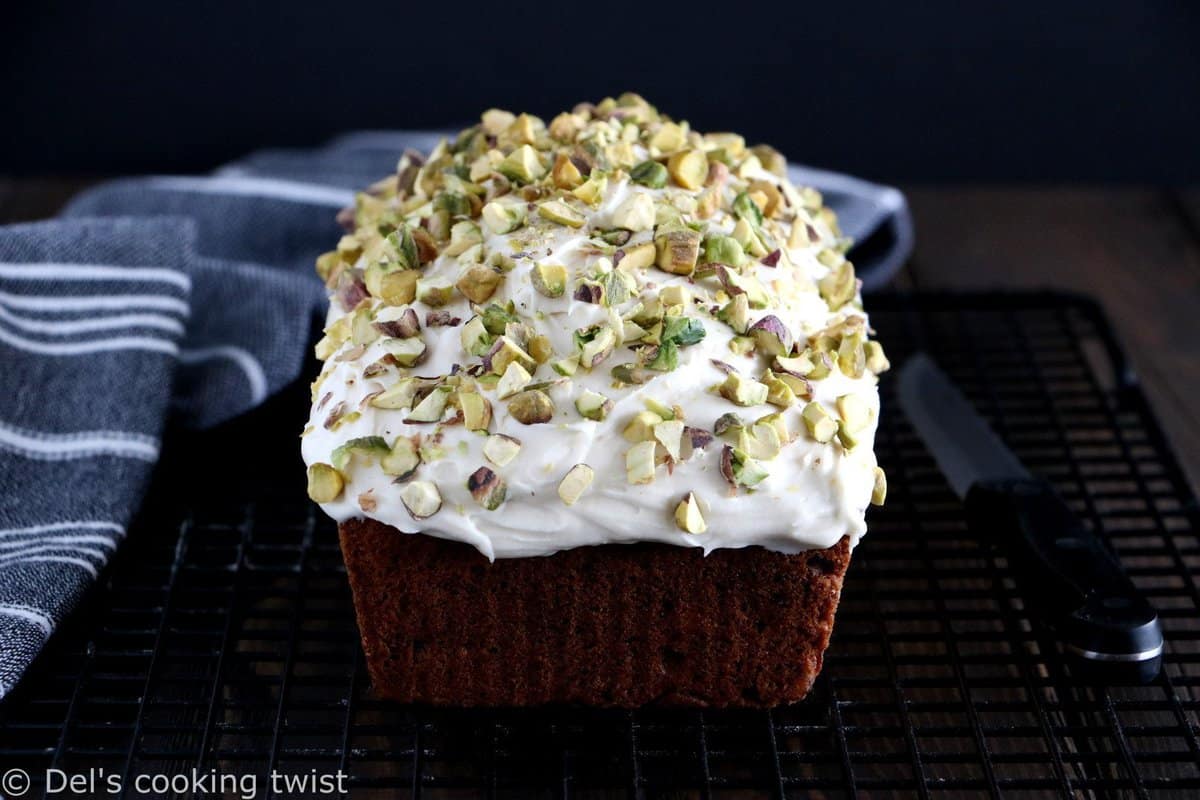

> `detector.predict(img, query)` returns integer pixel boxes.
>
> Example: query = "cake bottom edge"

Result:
[339,517,852,708]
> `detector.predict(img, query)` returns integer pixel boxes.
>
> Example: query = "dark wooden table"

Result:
[3,179,1198,493]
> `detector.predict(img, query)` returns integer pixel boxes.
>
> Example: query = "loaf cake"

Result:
[302,94,888,707]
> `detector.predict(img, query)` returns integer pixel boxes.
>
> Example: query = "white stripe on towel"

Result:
[0,263,191,291]
[179,345,269,404]
[147,175,354,207]
[0,322,178,356]
[0,289,189,316]
[0,421,159,462]
[3,556,101,578]
[0,304,184,336]
[0,521,125,540]
[0,604,53,636]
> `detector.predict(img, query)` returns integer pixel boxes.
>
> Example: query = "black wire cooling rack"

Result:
[1,291,1198,799]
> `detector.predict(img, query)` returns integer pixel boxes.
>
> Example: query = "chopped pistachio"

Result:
[674,492,707,534]
[532,263,568,298]
[481,198,526,234]
[481,108,516,135]
[617,241,656,270]
[717,294,751,334]
[610,192,656,231]
[654,228,701,275]
[836,422,861,450]
[574,281,603,304]
[732,191,764,227]
[575,390,613,421]
[757,412,791,443]
[748,315,795,356]
[481,303,519,334]
[527,334,553,363]
[713,412,745,437]
[456,265,503,304]
[630,160,668,188]
[702,235,745,267]
[622,319,648,341]
[717,372,769,407]
[837,333,866,378]
[306,463,344,503]
[496,361,533,399]
[405,386,451,423]
[508,389,554,424]
[557,463,595,506]
[761,370,797,408]
[644,397,677,420]
[751,144,787,176]
[371,377,419,410]
[445,221,483,256]
[611,362,652,385]
[496,144,545,183]
[836,394,872,434]
[728,336,755,356]
[654,419,685,461]
[381,437,421,480]
[459,391,493,431]
[483,433,522,466]
[330,436,390,471]
[374,269,419,306]
[373,307,421,339]
[538,199,586,228]
[649,121,687,153]
[720,446,768,489]
[467,466,507,510]
[551,152,584,189]
[801,401,838,443]
[666,149,708,190]
[461,316,492,357]
[414,281,452,307]
[485,335,536,375]
[572,173,608,206]
[626,440,658,485]
[383,336,427,367]
[400,480,442,520]
[864,340,891,373]
[818,260,857,310]
[660,284,691,307]
[737,421,783,460]
[871,467,888,506]
[647,340,679,371]
[552,355,580,376]
[623,410,663,443]
[715,265,770,308]
[579,326,617,369]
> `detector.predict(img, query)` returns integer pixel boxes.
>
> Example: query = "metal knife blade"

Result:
[897,353,1029,498]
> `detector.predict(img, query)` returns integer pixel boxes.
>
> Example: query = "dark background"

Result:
[3,1,1198,183]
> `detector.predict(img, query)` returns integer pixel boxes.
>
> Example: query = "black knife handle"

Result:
[965,478,1162,683]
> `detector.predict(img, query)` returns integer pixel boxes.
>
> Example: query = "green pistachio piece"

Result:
[480,303,518,334]
[717,294,751,335]
[532,263,568,298]
[527,334,553,364]
[575,390,613,421]
[483,433,522,466]
[538,199,586,228]
[649,122,687,153]
[459,391,493,431]
[558,464,595,506]
[481,197,527,234]
[445,221,483,257]
[818,260,858,310]
[400,480,442,520]
[737,422,782,460]
[611,192,656,231]
[667,149,708,190]
[662,315,706,347]
[801,401,838,443]
[496,361,533,399]
[331,436,390,471]
[579,326,617,369]
[644,397,677,420]
[655,228,701,275]
[572,173,608,206]
[485,335,536,375]
[757,412,791,443]
[731,217,768,258]
[864,340,891,374]
[552,355,580,376]
[630,160,668,188]
[659,284,691,307]
[674,492,707,534]
[761,370,797,408]
[732,191,764,227]
[405,386,451,423]
[748,315,795,356]
[717,373,769,407]
[728,336,755,356]
[496,144,545,184]
[625,440,658,485]
[837,333,866,379]
[617,241,657,270]
[713,412,744,437]
[381,436,421,480]
[460,316,493,357]
[601,270,633,307]
[414,282,452,308]
[836,394,872,433]
[467,466,507,510]
[507,389,555,424]
[720,445,768,489]
[836,421,861,450]
[871,467,888,506]
[611,362,652,385]
[552,152,584,189]
[383,336,427,367]
[306,463,345,503]
[623,410,663,443]
[371,378,419,410]
[702,235,745,267]
[647,340,679,371]
[456,265,504,304]
[654,419,685,461]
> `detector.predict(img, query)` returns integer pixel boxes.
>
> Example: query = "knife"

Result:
[897,353,1163,683]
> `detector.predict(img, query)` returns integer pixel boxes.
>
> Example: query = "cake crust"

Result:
[340,518,851,708]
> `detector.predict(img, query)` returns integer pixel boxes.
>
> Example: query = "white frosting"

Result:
[301,128,881,560]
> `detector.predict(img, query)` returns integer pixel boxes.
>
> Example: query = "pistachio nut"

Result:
[400,480,442,520]
[483,433,522,466]
[557,463,595,506]
[381,436,421,481]
[630,160,668,188]
[467,466,507,510]
[496,361,533,399]
[575,389,613,421]
[625,440,658,485]
[507,389,555,424]
[459,391,493,431]
[871,466,888,506]
[532,263,568,298]
[306,463,345,503]
[667,149,708,190]
[717,372,769,407]
[654,228,701,275]
[674,492,707,534]
[801,401,838,443]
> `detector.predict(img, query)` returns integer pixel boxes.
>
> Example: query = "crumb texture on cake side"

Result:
[300,93,890,561]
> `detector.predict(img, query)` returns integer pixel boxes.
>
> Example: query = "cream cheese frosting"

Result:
[301,94,889,560]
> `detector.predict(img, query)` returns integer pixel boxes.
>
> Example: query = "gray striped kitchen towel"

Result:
[0,132,913,699]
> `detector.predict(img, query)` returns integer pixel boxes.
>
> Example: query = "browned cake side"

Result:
[338,518,851,708]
